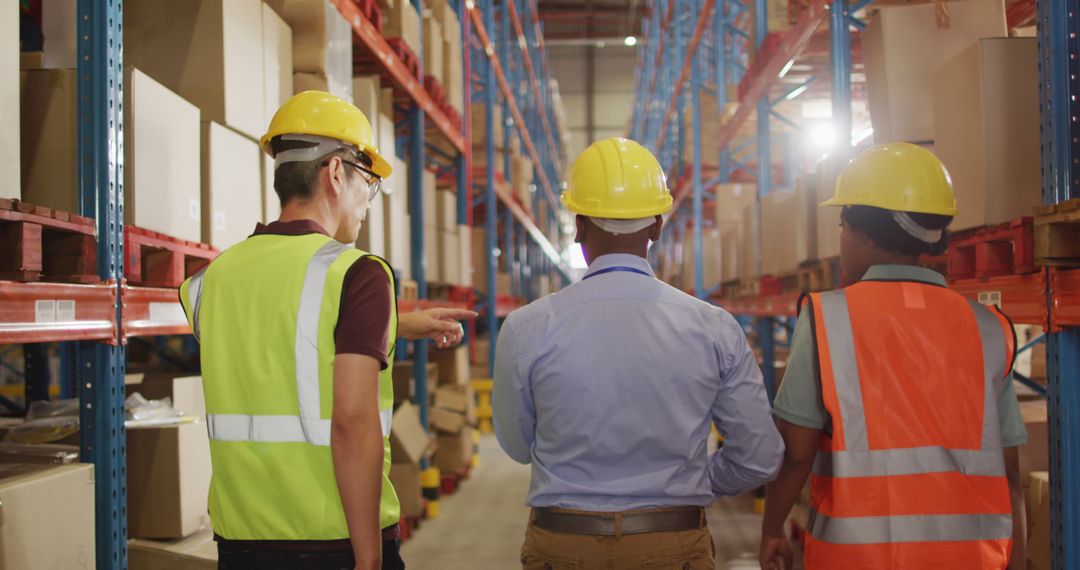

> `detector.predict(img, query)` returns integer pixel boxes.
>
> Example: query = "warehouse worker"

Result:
[180,91,475,570]
[759,143,1028,570]
[494,137,783,568]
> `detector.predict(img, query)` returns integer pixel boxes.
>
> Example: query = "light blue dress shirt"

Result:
[493,253,784,511]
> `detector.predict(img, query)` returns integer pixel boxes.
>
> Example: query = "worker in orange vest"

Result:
[759,143,1028,570]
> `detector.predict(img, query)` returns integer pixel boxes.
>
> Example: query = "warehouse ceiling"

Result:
[537,0,646,42]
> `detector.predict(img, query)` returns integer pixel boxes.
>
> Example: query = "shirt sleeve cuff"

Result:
[772,406,827,430]
[1001,434,1029,448]
[335,348,390,371]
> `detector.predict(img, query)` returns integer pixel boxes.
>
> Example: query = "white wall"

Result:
[550,45,638,160]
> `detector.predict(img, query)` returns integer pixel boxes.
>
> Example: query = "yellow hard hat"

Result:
[821,142,957,216]
[260,90,392,178]
[561,137,673,219]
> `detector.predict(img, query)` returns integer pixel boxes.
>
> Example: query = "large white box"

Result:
[353,76,383,143]
[423,14,444,84]
[127,421,212,540]
[357,189,386,258]
[384,1,422,57]
[383,157,412,280]
[933,38,1042,231]
[814,159,843,260]
[263,3,295,127]
[267,0,354,102]
[125,0,267,140]
[1,0,18,199]
[201,122,263,249]
[20,68,202,241]
[864,1,1006,143]
[0,463,96,569]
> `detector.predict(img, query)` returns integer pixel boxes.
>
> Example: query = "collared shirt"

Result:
[493,253,783,511]
[773,264,1028,447]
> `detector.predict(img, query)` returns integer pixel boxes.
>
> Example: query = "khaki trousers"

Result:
[520,508,715,570]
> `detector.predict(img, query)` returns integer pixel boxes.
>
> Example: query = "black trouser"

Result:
[218,538,406,570]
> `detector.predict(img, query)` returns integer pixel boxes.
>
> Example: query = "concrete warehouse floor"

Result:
[401,435,781,570]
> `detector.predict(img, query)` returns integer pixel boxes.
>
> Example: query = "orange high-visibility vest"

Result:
[803,280,1016,569]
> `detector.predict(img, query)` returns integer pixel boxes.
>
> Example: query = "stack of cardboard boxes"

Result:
[388,401,432,519]
[383,0,422,57]
[0,462,97,569]
[268,0,353,100]
[429,347,477,476]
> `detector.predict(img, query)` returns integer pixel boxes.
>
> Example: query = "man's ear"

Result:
[649,215,663,242]
[324,155,345,199]
[574,214,588,245]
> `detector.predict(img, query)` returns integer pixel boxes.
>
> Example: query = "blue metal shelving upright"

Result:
[1037,0,1080,567]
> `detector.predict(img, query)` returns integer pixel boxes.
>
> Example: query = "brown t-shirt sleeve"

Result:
[335,257,393,369]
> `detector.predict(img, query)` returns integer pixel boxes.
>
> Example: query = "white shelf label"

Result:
[56,300,76,321]
[35,300,56,323]
[149,302,187,323]
[978,291,1002,307]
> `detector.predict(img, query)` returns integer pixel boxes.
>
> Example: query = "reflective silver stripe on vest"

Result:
[808,510,1013,545]
[187,268,207,341]
[294,240,352,444]
[813,447,1005,478]
[817,291,869,451]
[207,408,394,442]
[967,300,1009,453]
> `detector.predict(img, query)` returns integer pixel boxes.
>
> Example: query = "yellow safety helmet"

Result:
[260,90,393,178]
[821,142,958,216]
[561,137,673,219]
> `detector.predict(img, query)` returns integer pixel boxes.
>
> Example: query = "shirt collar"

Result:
[251,219,331,238]
[861,264,947,287]
[583,254,656,279]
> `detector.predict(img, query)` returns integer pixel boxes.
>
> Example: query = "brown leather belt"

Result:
[531,507,705,537]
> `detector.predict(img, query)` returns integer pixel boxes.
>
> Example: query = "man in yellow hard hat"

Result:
[759,143,1027,570]
[493,137,783,568]
[180,91,475,570]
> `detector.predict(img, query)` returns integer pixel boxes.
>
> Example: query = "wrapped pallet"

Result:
[266,0,354,101]
[932,38,1041,231]
[125,0,268,139]
[21,68,203,242]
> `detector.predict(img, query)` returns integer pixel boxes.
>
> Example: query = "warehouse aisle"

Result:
[401,435,771,569]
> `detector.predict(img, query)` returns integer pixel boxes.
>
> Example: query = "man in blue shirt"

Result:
[494,137,784,569]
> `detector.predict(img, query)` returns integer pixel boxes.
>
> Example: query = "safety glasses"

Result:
[325,158,382,201]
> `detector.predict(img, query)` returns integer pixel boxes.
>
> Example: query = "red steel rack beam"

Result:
[330,0,466,153]
[950,273,1048,327]
[1051,269,1080,329]
[0,281,117,344]
[469,6,561,214]
[653,0,716,152]
[122,286,191,338]
[715,292,801,317]
[645,0,677,112]
[506,0,564,175]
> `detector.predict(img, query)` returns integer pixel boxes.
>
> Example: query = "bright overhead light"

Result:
[567,244,588,269]
[784,84,809,102]
[597,41,607,49]
[465,0,475,9]
[778,59,796,79]
[808,123,836,149]
[624,36,638,46]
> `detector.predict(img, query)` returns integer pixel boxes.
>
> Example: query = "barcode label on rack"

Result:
[35,300,56,323]
[56,300,76,321]
[149,302,186,323]
[978,291,1003,307]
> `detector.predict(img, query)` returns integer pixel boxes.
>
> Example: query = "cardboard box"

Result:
[201,122,263,249]
[814,159,842,260]
[391,361,438,404]
[457,225,473,288]
[1028,471,1051,570]
[442,29,464,114]
[864,1,1006,143]
[437,190,459,231]
[762,190,798,276]
[472,228,492,291]
[421,171,438,227]
[739,202,760,282]
[353,76,382,141]
[383,156,411,280]
[293,71,350,100]
[714,184,756,225]
[430,407,467,434]
[435,427,473,475]
[435,383,477,425]
[125,0,267,139]
[932,38,1041,231]
[423,14,444,84]
[378,111,396,163]
[0,463,96,569]
[389,463,424,518]
[266,0,353,102]
[424,223,442,283]
[357,189,386,257]
[262,3,294,127]
[21,68,202,242]
[512,156,534,197]
[1,1,17,200]
[471,103,505,149]
[1020,401,1048,481]
[430,346,470,386]
[389,402,430,465]
[126,421,212,539]
[682,229,724,290]
[383,1,422,57]
[129,527,217,570]
[440,228,461,285]
[472,337,491,367]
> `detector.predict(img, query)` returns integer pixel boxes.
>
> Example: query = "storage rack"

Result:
[468,0,572,370]
[629,0,1080,565]
[0,0,565,567]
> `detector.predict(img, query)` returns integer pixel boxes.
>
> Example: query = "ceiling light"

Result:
[624,36,638,47]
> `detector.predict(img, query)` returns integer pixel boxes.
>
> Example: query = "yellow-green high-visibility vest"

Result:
[179,232,400,540]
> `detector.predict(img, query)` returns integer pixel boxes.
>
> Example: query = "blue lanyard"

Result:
[582,266,652,280]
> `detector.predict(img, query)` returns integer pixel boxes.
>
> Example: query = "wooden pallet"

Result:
[1035,199,1080,266]
[0,199,98,283]
[124,227,217,288]
[948,217,1037,279]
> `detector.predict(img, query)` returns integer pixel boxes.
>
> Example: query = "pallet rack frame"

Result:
[630,0,1080,563]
